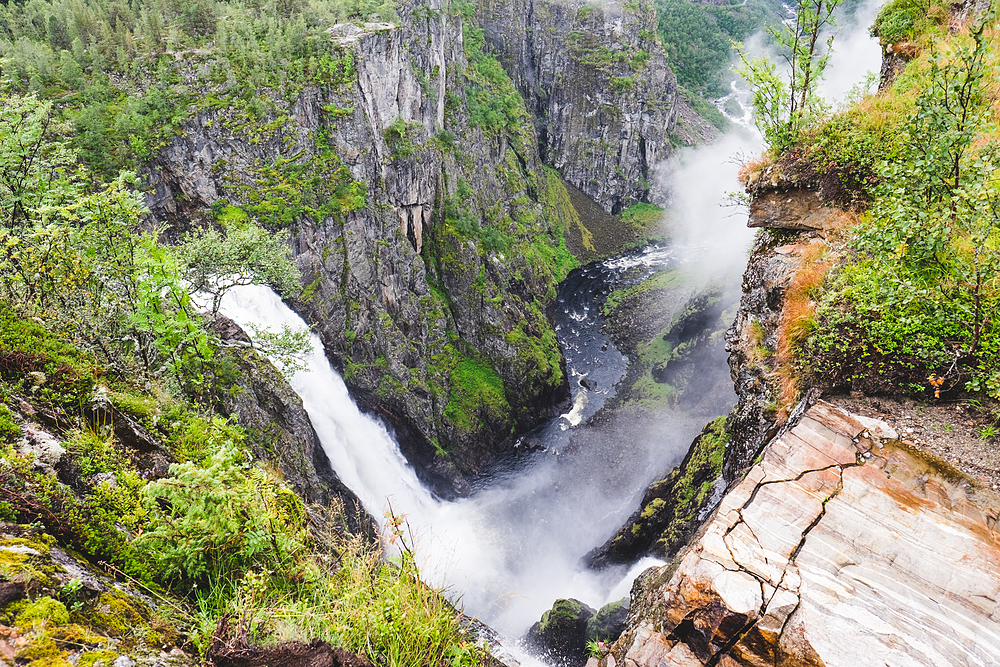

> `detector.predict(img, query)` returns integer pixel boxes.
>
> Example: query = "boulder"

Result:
[585,598,629,644]
[525,598,597,666]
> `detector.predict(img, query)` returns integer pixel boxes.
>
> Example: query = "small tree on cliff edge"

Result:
[734,0,844,149]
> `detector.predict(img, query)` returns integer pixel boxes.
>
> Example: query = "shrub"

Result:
[382,117,420,159]
[139,444,308,596]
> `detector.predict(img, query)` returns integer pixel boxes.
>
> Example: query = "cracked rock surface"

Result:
[607,400,1000,667]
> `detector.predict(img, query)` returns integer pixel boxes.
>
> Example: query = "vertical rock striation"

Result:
[607,401,1000,666]
[476,0,679,213]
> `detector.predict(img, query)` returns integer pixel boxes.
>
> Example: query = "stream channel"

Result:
[219,234,741,663]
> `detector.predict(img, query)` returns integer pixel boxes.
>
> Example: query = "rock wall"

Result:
[476,0,679,213]
[723,188,853,481]
[604,400,1000,667]
[210,315,372,537]
[144,0,595,495]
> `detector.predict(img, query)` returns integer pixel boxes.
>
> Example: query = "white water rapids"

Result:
[219,284,665,662]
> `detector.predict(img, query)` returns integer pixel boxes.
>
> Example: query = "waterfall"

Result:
[218,286,438,523]
[218,285,658,651]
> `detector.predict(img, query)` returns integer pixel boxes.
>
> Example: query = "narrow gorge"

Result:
[3,0,1000,666]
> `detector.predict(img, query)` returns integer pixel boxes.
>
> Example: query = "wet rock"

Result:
[724,229,817,480]
[0,582,25,607]
[585,418,728,568]
[586,598,629,644]
[525,598,596,666]
[608,401,1000,666]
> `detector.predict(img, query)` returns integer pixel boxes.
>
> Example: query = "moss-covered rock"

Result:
[14,596,70,629]
[523,597,596,666]
[585,416,729,568]
[585,598,629,644]
[0,524,194,667]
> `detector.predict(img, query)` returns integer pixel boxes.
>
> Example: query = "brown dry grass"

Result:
[772,241,832,421]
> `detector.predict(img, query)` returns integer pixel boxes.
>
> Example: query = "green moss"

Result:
[50,623,109,649]
[544,167,593,257]
[604,268,687,315]
[16,635,64,663]
[538,599,584,632]
[0,536,58,588]
[108,390,157,420]
[640,497,666,520]
[620,202,665,231]
[77,650,120,667]
[654,416,728,549]
[301,277,322,301]
[82,591,150,637]
[0,306,99,408]
[0,404,21,442]
[444,356,510,435]
[382,117,421,159]
[15,597,70,629]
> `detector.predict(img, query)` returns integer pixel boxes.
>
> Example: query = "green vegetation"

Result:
[744,5,1000,407]
[621,202,667,234]
[871,0,939,46]
[800,16,1000,397]
[604,268,686,316]
[0,0,383,177]
[653,417,726,550]
[736,0,844,150]
[0,76,487,666]
[382,117,422,159]
[463,28,528,136]
[444,356,510,435]
[619,417,727,555]
[0,95,299,397]
[545,167,595,254]
[655,0,784,98]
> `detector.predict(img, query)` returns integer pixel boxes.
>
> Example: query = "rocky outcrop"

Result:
[585,418,727,569]
[210,316,373,536]
[723,229,808,480]
[746,189,853,232]
[606,400,1000,667]
[0,524,196,667]
[477,0,678,213]
[525,598,596,667]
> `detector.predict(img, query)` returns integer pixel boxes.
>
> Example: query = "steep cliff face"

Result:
[210,315,372,536]
[603,400,1000,667]
[723,188,853,481]
[144,0,594,495]
[477,0,678,214]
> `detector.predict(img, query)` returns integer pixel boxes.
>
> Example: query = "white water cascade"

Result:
[218,285,664,658]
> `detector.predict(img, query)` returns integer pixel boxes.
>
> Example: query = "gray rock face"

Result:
[144,0,593,493]
[477,0,678,214]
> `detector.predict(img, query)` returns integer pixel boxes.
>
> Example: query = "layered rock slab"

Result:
[610,401,1000,667]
